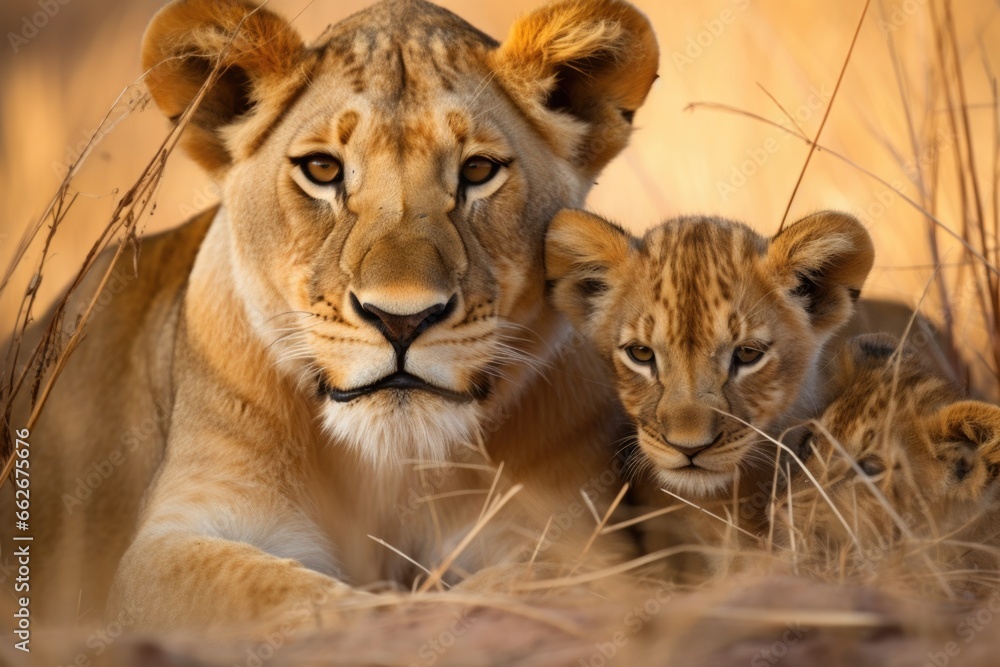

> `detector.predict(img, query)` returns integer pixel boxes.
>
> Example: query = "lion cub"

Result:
[777,334,1000,590]
[545,209,874,575]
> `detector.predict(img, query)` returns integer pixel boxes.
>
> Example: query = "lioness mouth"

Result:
[321,372,474,404]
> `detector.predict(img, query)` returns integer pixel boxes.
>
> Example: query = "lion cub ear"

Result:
[491,0,659,177]
[926,401,1000,490]
[141,0,310,174]
[768,211,875,335]
[545,209,633,333]
[838,333,910,371]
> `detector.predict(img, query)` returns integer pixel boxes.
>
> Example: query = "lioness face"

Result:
[141,0,659,463]
[546,211,875,496]
[234,42,559,463]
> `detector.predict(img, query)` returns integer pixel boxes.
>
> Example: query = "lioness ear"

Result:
[926,401,1000,485]
[491,0,659,176]
[768,211,875,333]
[545,209,633,332]
[141,0,309,174]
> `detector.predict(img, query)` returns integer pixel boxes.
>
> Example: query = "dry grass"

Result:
[1,0,999,664]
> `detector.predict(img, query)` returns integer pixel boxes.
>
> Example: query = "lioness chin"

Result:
[3,0,659,632]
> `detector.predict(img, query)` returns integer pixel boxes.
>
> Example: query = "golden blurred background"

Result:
[1,0,998,399]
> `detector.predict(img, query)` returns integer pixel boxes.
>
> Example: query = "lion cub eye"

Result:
[857,456,885,477]
[626,345,655,365]
[460,156,502,186]
[733,346,766,367]
[298,154,343,185]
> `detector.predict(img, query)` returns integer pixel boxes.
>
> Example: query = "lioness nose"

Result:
[353,295,455,349]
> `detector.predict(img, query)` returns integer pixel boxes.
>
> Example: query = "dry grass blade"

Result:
[572,482,629,570]
[706,407,862,550]
[0,5,272,487]
[941,0,1000,381]
[515,546,701,592]
[525,516,554,576]
[417,483,524,593]
[778,0,872,231]
[309,589,587,637]
[703,607,893,629]
[601,502,688,535]
[367,535,442,586]
[659,488,761,543]
[686,100,1000,277]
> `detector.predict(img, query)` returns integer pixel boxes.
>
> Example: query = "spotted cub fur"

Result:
[545,209,874,499]
[544,209,874,577]
[777,334,1000,589]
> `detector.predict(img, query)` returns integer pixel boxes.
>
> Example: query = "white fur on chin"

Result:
[656,467,735,498]
[321,390,484,468]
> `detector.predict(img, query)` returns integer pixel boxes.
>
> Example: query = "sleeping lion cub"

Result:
[776,333,1000,591]
[545,209,874,574]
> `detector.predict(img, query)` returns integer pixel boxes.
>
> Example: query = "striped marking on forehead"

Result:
[316,1,496,104]
[242,2,498,164]
[644,219,767,352]
[291,110,364,151]
[338,111,360,145]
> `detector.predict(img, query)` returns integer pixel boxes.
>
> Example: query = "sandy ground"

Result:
[11,575,1000,666]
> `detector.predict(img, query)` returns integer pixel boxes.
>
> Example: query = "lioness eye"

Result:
[858,457,885,477]
[460,156,501,185]
[733,346,765,366]
[626,345,655,364]
[299,155,343,185]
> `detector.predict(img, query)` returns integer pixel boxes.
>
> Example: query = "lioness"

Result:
[3,0,659,631]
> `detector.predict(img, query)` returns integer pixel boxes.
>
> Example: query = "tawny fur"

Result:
[776,334,1000,594]
[544,209,875,575]
[2,0,660,633]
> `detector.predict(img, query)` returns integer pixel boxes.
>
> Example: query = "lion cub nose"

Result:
[666,437,718,458]
[354,296,454,349]
[662,404,722,457]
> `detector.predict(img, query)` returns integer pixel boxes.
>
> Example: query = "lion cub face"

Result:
[141,0,658,464]
[780,334,1000,553]
[546,211,874,496]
